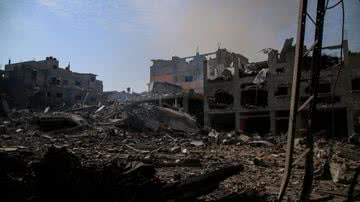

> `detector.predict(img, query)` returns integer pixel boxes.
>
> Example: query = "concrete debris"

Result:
[330,162,351,184]
[124,103,199,133]
[248,140,274,147]
[37,113,87,132]
[0,146,243,202]
[348,133,360,145]
[0,101,357,201]
[0,147,18,152]
[95,105,105,113]
[169,146,181,153]
[190,140,204,147]
[253,68,269,84]
[239,134,251,142]
[44,106,50,113]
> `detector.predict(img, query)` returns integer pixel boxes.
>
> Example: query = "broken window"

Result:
[31,71,37,81]
[210,113,235,131]
[300,95,340,104]
[275,111,289,134]
[209,68,215,76]
[274,85,289,96]
[318,95,340,103]
[208,90,234,109]
[47,92,51,97]
[305,82,331,94]
[185,75,193,82]
[239,112,270,135]
[352,78,360,91]
[90,76,95,82]
[56,93,63,98]
[50,77,56,85]
[75,81,81,87]
[49,76,60,85]
[354,111,360,133]
[241,88,268,107]
[63,80,68,86]
[319,83,331,93]
[276,67,285,74]
[75,95,82,101]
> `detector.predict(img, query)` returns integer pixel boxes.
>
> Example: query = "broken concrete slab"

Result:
[248,140,274,147]
[239,134,251,142]
[124,103,199,133]
[330,162,352,184]
[190,140,204,147]
[37,112,87,132]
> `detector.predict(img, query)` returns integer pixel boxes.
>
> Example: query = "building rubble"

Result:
[0,101,358,201]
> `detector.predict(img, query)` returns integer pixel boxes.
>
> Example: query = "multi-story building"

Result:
[203,39,360,137]
[150,51,217,94]
[3,56,103,109]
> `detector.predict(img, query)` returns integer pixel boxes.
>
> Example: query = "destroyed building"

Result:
[103,90,142,103]
[150,51,216,94]
[148,81,183,95]
[3,56,103,109]
[204,39,360,137]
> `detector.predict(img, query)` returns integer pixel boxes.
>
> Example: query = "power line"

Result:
[327,0,343,9]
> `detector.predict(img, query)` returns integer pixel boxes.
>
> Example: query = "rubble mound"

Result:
[0,147,251,202]
[124,103,199,133]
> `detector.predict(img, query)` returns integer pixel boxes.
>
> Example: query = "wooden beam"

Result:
[278,0,308,201]
[298,95,314,112]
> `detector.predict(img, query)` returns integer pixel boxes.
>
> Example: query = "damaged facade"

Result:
[150,51,216,94]
[3,56,103,109]
[204,39,360,137]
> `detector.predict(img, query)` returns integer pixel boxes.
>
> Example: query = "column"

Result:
[270,110,276,135]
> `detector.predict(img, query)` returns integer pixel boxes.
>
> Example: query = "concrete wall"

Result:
[204,39,360,136]
[4,57,103,109]
[150,53,206,94]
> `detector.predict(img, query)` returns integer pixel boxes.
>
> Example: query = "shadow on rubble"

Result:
[0,147,268,202]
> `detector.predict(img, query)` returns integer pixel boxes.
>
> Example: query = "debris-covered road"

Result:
[0,103,358,201]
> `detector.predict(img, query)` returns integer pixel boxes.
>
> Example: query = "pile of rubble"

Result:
[0,102,359,201]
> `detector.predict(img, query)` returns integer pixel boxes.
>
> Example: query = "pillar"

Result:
[235,112,241,131]
[347,106,354,136]
[174,96,178,108]
[182,94,189,113]
[270,110,276,135]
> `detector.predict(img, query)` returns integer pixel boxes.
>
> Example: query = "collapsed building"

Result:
[2,56,103,109]
[204,39,360,137]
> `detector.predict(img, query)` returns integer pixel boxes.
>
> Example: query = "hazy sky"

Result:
[0,0,359,92]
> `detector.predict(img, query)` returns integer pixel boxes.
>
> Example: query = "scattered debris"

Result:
[190,140,204,147]
[37,113,87,132]
[124,103,199,133]
[0,102,356,201]
[95,105,105,113]
[44,106,50,113]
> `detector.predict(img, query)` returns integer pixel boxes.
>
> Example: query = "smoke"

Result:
[131,0,299,61]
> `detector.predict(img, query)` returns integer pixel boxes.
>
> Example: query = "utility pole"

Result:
[278,0,308,200]
[300,0,326,200]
